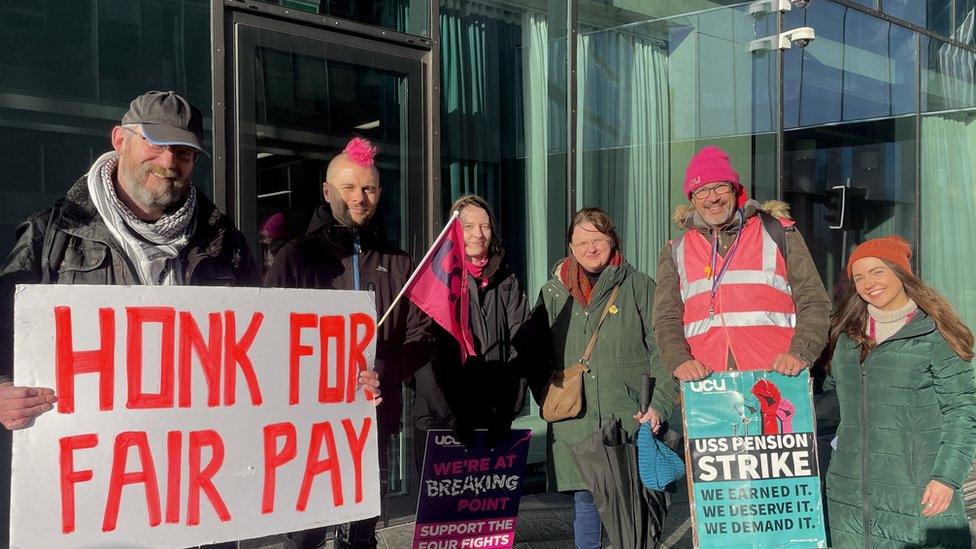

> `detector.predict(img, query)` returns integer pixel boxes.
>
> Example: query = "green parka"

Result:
[532,259,678,492]
[827,311,976,548]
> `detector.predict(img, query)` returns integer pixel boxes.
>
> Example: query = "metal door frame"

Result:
[211,1,437,254]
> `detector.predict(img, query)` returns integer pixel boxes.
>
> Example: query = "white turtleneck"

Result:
[867,298,918,343]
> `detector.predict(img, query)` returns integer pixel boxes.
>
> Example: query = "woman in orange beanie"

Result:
[825,236,976,548]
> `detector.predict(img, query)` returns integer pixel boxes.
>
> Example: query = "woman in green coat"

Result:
[532,208,677,548]
[827,236,976,548]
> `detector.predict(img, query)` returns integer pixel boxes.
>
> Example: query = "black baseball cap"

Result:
[121,91,208,155]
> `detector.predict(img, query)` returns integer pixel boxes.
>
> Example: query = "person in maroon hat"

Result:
[651,146,831,381]
[826,236,976,547]
[259,212,296,271]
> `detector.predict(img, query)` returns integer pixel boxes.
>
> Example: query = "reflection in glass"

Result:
[783,117,916,293]
[922,36,976,112]
[784,3,916,128]
[239,27,414,259]
[958,1,976,46]
[883,0,951,36]
[0,0,213,256]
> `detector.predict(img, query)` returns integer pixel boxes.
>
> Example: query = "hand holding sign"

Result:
[768,353,808,377]
[674,359,710,381]
[0,381,57,430]
[357,370,381,406]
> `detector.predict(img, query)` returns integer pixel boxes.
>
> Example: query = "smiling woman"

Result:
[826,236,976,548]
[530,206,677,548]
[409,194,532,480]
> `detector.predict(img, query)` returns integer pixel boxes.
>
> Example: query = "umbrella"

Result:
[570,416,669,548]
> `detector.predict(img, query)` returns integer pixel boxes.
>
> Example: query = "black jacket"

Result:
[410,251,530,440]
[264,206,432,436]
[0,176,260,379]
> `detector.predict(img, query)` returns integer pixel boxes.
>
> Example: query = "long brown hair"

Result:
[828,259,974,365]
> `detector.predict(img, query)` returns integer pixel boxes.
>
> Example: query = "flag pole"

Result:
[377,209,461,327]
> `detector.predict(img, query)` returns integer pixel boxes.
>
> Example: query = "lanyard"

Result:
[352,235,362,291]
[707,210,744,317]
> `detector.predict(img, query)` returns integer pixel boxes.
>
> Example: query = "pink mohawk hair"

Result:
[343,137,378,167]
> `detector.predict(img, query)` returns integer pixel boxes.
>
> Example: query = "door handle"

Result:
[828,185,846,230]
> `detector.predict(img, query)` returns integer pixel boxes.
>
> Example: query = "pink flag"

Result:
[406,216,477,361]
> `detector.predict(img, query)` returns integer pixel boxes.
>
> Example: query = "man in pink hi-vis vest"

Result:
[651,146,831,381]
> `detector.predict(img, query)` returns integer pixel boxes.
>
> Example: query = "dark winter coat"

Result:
[264,205,431,437]
[531,259,678,492]
[827,311,976,548]
[0,176,260,379]
[410,251,530,441]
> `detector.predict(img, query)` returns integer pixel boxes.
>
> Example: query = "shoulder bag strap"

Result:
[577,284,621,372]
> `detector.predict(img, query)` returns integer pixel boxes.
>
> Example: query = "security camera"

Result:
[784,27,816,48]
[791,0,812,8]
[747,26,816,53]
[748,0,791,14]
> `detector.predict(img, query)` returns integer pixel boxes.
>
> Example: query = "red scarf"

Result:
[465,256,490,289]
[559,251,623,307]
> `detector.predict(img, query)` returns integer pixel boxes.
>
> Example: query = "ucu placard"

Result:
[688,378,729,393]
[433,434,463,447]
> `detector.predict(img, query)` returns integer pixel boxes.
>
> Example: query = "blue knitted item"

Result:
[636,422,685,491]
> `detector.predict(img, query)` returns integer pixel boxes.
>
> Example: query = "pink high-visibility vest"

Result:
[671,215,795,371]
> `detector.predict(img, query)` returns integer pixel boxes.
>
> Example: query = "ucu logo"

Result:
[435,434,462,446]
[688,379,727,393]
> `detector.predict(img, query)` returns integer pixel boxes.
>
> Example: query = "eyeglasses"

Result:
[121,127,199,163]
[570,237,611,250]
[693,184,733,200]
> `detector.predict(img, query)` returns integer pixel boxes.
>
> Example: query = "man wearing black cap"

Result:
[0,91,260,545]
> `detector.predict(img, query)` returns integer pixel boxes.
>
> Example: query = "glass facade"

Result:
[3,0,976,535]
[575,3,779,276]
[0,0,213,257]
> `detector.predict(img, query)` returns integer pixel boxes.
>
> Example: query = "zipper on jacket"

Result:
[352,234,362,291]
[860,360,870,549]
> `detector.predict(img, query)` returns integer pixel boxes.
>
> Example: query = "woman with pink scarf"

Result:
[409,194,531,470]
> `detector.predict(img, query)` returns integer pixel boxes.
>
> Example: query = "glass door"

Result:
[228,11,425,501]
[230,12,425,269]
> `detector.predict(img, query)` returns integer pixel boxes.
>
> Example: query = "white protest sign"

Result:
[10,285,380,548]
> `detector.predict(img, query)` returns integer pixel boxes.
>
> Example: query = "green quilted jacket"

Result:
[826,311,976,548]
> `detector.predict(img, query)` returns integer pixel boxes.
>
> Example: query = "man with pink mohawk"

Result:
[266,136,431,549]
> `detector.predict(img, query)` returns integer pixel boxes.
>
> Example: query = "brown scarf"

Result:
[559,251,623,307]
